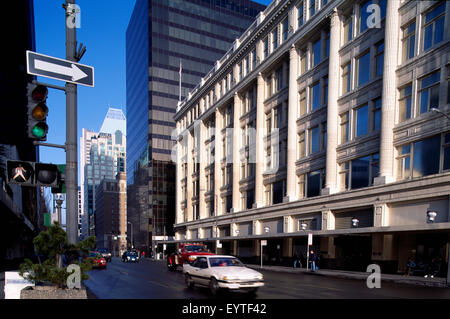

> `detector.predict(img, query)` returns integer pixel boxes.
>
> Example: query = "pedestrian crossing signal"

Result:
[6,160,35,186]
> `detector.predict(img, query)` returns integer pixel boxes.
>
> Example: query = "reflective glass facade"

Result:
[126,0,265,252]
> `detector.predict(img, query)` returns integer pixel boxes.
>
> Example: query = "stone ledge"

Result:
[20,285,88,299]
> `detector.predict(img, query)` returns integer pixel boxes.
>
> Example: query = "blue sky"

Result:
[34,0,272,180]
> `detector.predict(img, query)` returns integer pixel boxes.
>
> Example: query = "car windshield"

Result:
[209,257,244,267]
[185,245,207,252]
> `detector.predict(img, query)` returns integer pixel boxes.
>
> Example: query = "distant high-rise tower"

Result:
[126,0,266,253]
[80,107,126,239]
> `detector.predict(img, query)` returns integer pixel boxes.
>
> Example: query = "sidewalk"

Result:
[245,264,449,288]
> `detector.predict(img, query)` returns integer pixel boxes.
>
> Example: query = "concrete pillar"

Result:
[254,74,265,208]
[198,121,207,219]
[175,136,183,224]
[233,240,238,256]
[254,239,260,257]
[375,0,400,185]
[186,131,193,222]
[286,45,299,202]
[321,210,335,230]
[323,8,341,195]
[232,93,241,212]
[283,238,293,257]
[214,108,223,216]
[321,236,336,259]
[374,203,389,227]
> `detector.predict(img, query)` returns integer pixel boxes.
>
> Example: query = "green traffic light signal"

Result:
[27,84,49,140]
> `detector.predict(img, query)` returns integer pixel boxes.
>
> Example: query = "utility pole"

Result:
[65,0,78,244]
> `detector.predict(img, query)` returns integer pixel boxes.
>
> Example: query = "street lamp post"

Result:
[261,226,270,269]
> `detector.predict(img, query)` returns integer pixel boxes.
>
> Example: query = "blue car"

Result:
[122,251,139,263]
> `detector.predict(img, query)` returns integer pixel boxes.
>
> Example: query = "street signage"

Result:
[216,240,222,248]
[26,50,94,87]
[261,240,267,246]
[308,233,313,246]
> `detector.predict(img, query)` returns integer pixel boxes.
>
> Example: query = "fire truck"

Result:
[167,243,214,271]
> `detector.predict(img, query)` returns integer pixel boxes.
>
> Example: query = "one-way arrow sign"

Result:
[26,50,94,87]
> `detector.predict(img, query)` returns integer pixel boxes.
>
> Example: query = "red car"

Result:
[89,251,107,269]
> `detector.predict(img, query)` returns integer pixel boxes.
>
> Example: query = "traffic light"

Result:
[35,163,60,187]
[6,161,61,187]
[27,83,49,140]
[6,160,35,186]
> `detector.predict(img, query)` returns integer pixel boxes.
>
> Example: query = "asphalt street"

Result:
[83,258,450,299]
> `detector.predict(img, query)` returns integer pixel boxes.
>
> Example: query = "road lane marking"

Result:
[148,280,170,289]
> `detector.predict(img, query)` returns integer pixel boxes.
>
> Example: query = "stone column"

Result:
[198,120,207,219]
[323,8,341,195]
[254,74,265,208]
[175,136,183,224]
[375,0,400,185]
[285,45,299,202]
[186,130,193,222]
[232,93,242,212]
[214,108,223,216]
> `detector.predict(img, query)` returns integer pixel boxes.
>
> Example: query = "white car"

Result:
[183,255,264,295]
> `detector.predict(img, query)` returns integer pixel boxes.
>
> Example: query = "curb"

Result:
[245,265,449,288]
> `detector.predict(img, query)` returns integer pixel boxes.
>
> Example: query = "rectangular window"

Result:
[309,126,320,154]
[321,121,327,151]
[299,90,307,117]
[418,71,440,114]
[312,38,321,67]
[263,37,269,59]
[359,0,372,34]
[396,144,411,180]
[402,21,416,62]
[375,42,384,77]
[309,0,316,18]
[340,112,349,143]
[423,1,445,51]
[398,84,412,122]
[282,18,289,41]
[276,67,283,91]
[343,16,353,45]
[298,132,305,159]
[412,135,441,177]
[252,48,257,70]
[372,97,381,131]
[357,51,370,87]
[310,82,321,111]
[351,156,370,189]
[355,104,369,137]
[272,27,278,51]
[298,2,304,27]
[342,62,351,94]
[306,169,323,198]
[339,162,350,190]
[300,51,307,74]
[443,133,450,171]
[323,76,328,105]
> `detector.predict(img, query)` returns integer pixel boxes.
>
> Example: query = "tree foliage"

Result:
[19,222,96,289]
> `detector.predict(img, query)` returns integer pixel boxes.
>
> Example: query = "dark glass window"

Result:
[307,170,321,197]
[298,3,304,27]
[399,84,412,122]
[355,104,369,137]
[272,180,284,204]
[419,71,440,114]
[312,38,321,67]
[375,42,384,77]
[357,51,370,87]
[360,0,372,34]
[373,98,381,131]
[309,126,320,154]
[351,156,370,189]
[444,133,450,171]
[311,82,320,111]
[423,2,445,51]
[246,189,255,209]
[412,135,441,177]
[402,21,416,62]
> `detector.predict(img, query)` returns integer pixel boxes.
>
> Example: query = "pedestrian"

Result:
[142,250,146,259]
[424,258,439,278]
[293,253,298,268]
[404,257,415,277]
[310,250,317,272]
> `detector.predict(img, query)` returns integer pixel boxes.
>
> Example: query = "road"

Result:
[83,258,450,299]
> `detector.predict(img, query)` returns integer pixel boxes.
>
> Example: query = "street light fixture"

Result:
[427,210,437,223]
[300,223,308,231]
[430,108,450,121]
[351,218,360,228]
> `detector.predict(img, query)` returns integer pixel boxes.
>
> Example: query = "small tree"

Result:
[19,222,96,289]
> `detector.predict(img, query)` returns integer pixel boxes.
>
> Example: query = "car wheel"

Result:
[248,288,258,296]
[209,278,220,296]
[185,274,194,289]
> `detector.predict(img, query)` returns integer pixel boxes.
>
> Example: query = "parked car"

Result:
[89,251,107,269]
[183,255,264,295]
[122,251,139,263]
[97,248,112,262]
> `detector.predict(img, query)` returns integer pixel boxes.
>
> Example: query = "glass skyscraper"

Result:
[126,0,266,253]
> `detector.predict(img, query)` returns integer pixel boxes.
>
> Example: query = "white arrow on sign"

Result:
[35,59,88,82]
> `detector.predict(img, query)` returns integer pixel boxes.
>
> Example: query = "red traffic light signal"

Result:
[27,84,49,140]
